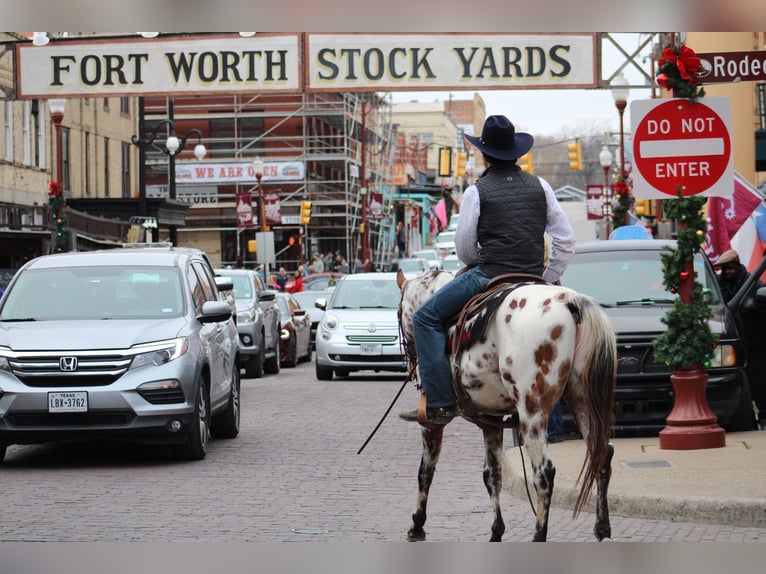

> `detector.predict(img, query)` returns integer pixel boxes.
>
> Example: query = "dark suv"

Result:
[0,247,240,462]
[560,239,765,436]
[215,269,281,378]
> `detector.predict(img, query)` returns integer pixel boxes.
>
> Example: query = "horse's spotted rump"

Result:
[558,359,572,387]
[535,342,556,374]
[510,299,518,310]
[519,298,527,308]
[551,324,563,340]
[505,312,512,323]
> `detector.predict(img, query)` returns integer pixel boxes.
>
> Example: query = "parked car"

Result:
[447,213,460,231]
[388,257,429,275]
[292,289,332,350]
[314,273,406,380]
[559,239,763,436]
[301,272,345,291]
[275,292,312,368]
[0,247,241,462]
[411,248,442,271]
[433,230,457,258]
[215,268,281,378]
[441,254,466,273]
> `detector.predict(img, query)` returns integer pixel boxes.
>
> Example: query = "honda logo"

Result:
[59,357,78,371]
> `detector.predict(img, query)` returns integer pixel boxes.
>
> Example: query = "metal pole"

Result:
[360,99,369,264]
[167,99,177,246]
[257,173,267,233]
[603,166,611,239]
[137,96,147,218]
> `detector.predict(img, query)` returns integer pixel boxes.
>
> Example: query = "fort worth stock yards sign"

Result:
[15,33,598,98]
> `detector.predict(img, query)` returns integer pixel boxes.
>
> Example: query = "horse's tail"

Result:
[568,292,616,516]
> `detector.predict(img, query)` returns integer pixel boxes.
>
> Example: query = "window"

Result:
[103,98,109,111]
[103,137,109,197]
[22,101,31,165]
[61,127,71,191]
[120,97,129,115]
[84,132,90,196]
[121,142,130,198]
[32,100,42,168]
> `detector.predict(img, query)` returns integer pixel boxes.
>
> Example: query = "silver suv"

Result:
[215,268,281,378]
[0,247,240,462]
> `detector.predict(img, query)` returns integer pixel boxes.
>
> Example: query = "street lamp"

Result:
[131,119,206,245]
[252,156,269,233]
[48,98,66,187]
[599,146,613,239]
[611,72,630,179]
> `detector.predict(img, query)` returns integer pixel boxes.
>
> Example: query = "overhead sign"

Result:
[15,33,598,98]
[696,51,766,84]
[630,97,733,199]
[176,161,305,184]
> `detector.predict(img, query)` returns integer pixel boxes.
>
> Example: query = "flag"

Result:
[731,202,766,278]
[704,172,764,264]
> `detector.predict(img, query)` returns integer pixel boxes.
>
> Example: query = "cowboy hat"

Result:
[464,115,534,161]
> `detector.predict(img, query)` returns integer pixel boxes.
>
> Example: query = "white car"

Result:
[411,249,442,270]
[433,230,457,258]
[441,254,466,273]
[314,273,406,380]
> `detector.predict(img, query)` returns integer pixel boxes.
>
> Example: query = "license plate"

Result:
[48,391,88,413]
[359,343,382,355]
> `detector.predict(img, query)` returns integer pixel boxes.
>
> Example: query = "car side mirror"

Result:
[315,298,327,310]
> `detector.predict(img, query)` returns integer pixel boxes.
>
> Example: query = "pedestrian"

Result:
[275,267,289,292]
[354,250,370,273]
[312,253,325,273]
[287,268,304,293]
[338,257,350,274]
[715,249,762,303]
[396,221,406,258]
[400,115,576,425]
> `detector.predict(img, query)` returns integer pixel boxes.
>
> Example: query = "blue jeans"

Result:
[413,266,491,408]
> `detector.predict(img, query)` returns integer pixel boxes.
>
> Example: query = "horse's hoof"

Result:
[406,528,426,542]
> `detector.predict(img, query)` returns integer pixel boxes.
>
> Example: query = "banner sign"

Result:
[368,192,384,220]
[16,33,597,98]
[586,184,604,220]
[696,51,766,84]
[175,161,305,184]
[263,188,282,226]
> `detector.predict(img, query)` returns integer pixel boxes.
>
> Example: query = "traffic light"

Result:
[300,200,312,225]
[567,142,582,170]
[456,151,468,178]
[247,239,257,253]
[288,236,296,246]
[438,147,452,177]
[518,151,534,174]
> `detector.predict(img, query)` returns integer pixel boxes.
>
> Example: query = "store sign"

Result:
[16,33,597,98]
[175,161,305,184]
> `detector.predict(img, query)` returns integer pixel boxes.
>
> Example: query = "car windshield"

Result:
[560,249,721,307]
[390,259,425,272]
[0,266,184,320]
[228,275,254,299]
[413,251,437,262]
[329,278,402,309]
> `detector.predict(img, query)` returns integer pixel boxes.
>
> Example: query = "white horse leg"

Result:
[480,424,506,542]
[407,424,444,542]
[522,435,555,542]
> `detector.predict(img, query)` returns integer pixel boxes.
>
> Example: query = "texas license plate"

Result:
[359,343,382,355]
[48,391,88,413]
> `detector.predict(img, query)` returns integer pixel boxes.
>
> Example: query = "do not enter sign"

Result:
[630,96,733,199]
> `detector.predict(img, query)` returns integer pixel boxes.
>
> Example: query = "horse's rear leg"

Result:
[594,442,614,541]
[407,424,444,542]
[523,436,555,542]
[480,424,505,542]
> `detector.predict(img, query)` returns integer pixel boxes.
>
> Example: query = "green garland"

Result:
[656,43,706,103]
[48,181,68,253]
[653,189,718,369]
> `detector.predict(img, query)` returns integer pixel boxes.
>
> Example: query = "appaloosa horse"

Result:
[396,269,616,542]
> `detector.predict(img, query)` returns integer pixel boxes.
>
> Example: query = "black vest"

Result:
[475,165,547,277]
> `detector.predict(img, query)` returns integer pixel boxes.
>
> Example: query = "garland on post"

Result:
[610,177,633,231]
[48,181,68,253]
[655,43,706,102]
[653,189,718,369]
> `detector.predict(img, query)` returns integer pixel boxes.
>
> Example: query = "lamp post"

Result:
[131,119,206,245]
[611,72,630,179]
[49,99,66,187]
[252,156,268,233]
[599,146,613,239]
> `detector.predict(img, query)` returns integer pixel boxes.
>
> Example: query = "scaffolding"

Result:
[141,90,396,270]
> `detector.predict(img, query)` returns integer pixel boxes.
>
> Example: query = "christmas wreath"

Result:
[653,189,718,369]
[610,177,633,231]
[48,181,68,253]
[656,43,706,102]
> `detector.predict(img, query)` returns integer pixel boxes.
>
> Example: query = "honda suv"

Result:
[0,247,240,462]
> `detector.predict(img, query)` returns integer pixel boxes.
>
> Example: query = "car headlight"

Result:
[707,344,737,368]
[130,338,188,370]
[321,313,339,331]
[281,328,290,340]
[0,346,11,373]
[237,308,255,323]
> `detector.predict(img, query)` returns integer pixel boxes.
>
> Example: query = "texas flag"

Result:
[705,172,765,273]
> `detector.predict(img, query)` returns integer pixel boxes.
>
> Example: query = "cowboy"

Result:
[400,115,576,425]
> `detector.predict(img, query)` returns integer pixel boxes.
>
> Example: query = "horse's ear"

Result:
[396,269,407,291]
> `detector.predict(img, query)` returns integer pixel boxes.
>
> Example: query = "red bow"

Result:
[659,45,701,83]
[48,181,62,197]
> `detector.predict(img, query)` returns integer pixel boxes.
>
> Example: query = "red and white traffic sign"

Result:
[630,96,733,199]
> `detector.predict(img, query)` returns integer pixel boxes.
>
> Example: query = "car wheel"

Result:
[211,365,240,439]
[727,379,756,432]
[283,334,298,368]
[264,326,281,374]
[316,361,333,380]
[173,377,210,461]
[245,343,265,379]
[299,342,312,363]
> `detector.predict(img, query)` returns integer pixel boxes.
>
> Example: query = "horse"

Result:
[396,268,616,542]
